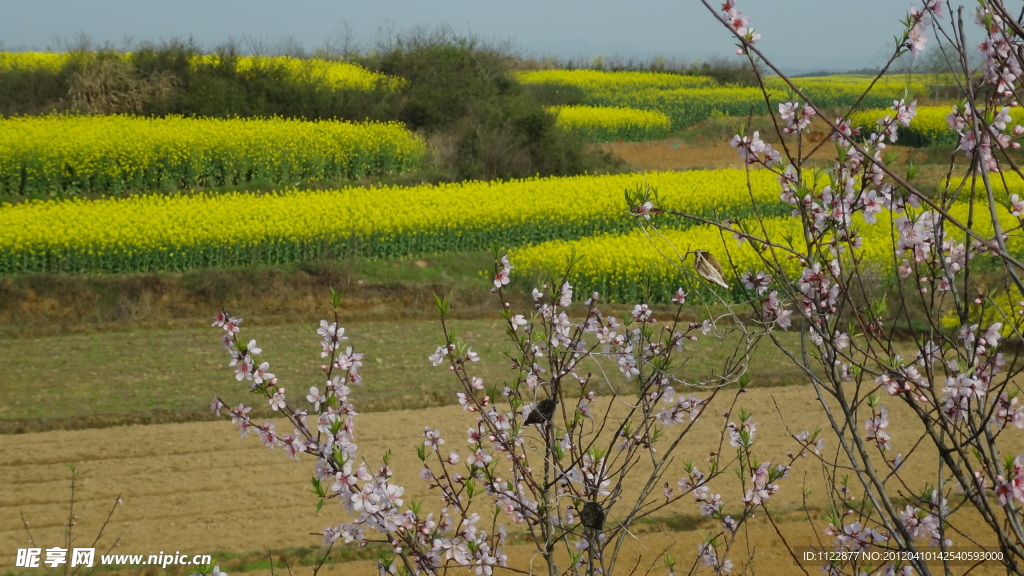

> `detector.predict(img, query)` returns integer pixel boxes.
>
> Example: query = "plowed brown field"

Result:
[1,385,1006,575]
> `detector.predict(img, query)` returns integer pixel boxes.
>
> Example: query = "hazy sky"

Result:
[1,1,952,73]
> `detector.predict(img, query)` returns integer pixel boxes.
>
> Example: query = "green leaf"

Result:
[433,291,452,316]
[329,286,344,310]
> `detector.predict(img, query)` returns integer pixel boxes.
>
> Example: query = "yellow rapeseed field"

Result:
[0,114,426,197]
[514,203,1024,303]
[548,105,671,142]
[0,51,69,73]
[764,75,927,108]
[0,51,402,92]
[849,104,1024,147]
[516,69,715,93]
[519,70,925,130]
[0,169,783,274]
[190,53,405,92]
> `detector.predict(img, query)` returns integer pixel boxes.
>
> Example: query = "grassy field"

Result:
[0,310,814,433]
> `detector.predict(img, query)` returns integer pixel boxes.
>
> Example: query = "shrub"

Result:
[373,29,606,180]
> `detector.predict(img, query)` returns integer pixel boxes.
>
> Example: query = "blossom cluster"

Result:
[946,103,1024,172]
[700,2,1024,571]
[211,309,513,575]
[207,247,809,575]
[720,0,760,52]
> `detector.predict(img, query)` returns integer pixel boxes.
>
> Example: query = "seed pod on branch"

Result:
[524,398,556,425]
[693,249,730,289]
[579,500,605,530]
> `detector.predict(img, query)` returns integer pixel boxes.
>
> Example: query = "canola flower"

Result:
[0,114,426,197]
[514,218,810,303]
[0,51,69,73]
[517,70,761,129]
[548,105,671,142]
[571,85,771,131]
[940,289,1024,339]
[0,51,402,92]
[514,203,1024,304]
[189,54,405,92]
[764,75,927,109]
[0,169,784,274]
[628,86,772,130]
[516,69,715,93]
[947,171,1024,205]
[519,70,925,130]
[787,73,960,100]
[850,105,1024,147]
